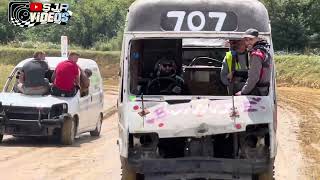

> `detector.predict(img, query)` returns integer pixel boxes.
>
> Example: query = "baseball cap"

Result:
[243,28,259,38]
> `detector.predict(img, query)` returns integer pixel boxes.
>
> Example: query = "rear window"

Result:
[128,38,229,96]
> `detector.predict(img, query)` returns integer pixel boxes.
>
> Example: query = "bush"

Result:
[5,41,82,50]
[0,47,120,65]
[92,31,123,51]
[0,64,14,91]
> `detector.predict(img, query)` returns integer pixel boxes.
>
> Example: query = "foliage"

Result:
[0,0,133,49]
[0,0,319,52]
[0,64,14,91]
[0,47,120,65]
[261,0,320,52]
[92,31,123,51]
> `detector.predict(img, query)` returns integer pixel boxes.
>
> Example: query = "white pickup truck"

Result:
[0,57,104,145]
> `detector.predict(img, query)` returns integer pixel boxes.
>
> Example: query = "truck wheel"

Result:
[60,117,75,145]
[121,157,144,180]
[90,116,102,136]
[253,164,274,180]
[0,134,3,143]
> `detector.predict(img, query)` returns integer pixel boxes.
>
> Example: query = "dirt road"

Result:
[276,87,320,180]
[0,87,319,180]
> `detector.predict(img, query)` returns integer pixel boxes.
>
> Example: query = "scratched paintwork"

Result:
[127,96,272,138]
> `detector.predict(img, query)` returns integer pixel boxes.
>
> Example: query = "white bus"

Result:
[118,0,277,179]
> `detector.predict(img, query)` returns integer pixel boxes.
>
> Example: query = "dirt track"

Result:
[0,87,319,180]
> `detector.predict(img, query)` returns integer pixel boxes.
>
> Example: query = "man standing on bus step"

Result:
[51,52,81,97]
[235,28,272,96]
[220,39,249,95]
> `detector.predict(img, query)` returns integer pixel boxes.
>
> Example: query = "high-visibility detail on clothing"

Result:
[226,51,241,72]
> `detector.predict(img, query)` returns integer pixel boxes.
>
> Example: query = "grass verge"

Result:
[0,47,120,65]
[0,64,14,91]
[0,48,319,89]
[275,55,320,88]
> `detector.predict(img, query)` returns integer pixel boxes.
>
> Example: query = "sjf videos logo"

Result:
[8,1,72,28]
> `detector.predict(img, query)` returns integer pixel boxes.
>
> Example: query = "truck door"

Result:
[87,67,103,128]
[79,93,90,131]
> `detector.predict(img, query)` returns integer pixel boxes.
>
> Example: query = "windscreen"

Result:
[129,38,231,96]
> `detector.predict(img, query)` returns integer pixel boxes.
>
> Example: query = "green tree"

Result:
[0,0,24,43]
[0,0,134,49]
[262,0,319,51]
[303,0,320,48]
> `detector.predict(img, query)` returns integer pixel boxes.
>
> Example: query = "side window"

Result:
[89,67,102,93]
[4,69,20,93]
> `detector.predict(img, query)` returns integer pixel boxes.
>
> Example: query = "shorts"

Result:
[22,79,50,95]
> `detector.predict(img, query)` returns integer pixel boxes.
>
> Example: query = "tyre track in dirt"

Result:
[0,113,121,180]
[274,103,306,179]
[276,87,320,179]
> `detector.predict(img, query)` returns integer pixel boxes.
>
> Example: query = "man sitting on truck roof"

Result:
[17,51,50,95]
[51,52,81,97]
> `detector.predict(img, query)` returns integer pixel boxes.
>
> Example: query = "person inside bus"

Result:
[220,39,249,95]
[148,58,184,94]
[235,28,271,96]
[17,51,50,95]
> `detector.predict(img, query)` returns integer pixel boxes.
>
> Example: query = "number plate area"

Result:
[161,11,237,32]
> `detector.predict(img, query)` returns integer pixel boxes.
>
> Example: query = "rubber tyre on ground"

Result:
[60,117,75,145]
[90,116,102,136]
[0,134,3,143]
[253,163,274,180]
[121,157,144,180]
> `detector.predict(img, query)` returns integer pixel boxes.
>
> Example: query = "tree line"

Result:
[0,0,134,50]
[262,0,319,52]
[0,0,319,52]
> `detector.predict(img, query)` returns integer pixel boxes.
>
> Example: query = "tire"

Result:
[121,157,144,180]
[253,163,274,180]
[0,134,3,143]
[60,117,75,145]
[90,116,102,137]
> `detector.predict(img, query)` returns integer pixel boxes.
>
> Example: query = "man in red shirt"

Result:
[51,52,80,97]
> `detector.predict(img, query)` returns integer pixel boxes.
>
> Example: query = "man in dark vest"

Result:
[235,28,272,96]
